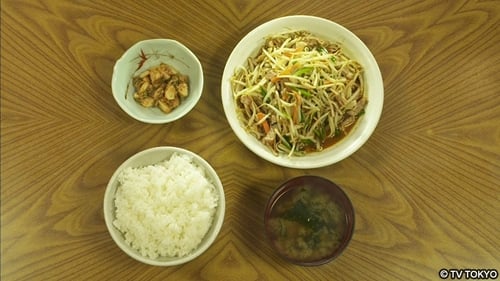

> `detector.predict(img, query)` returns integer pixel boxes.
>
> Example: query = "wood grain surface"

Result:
[1,0,499,280]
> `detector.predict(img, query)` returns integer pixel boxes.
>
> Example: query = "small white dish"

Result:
[112,39,204,124]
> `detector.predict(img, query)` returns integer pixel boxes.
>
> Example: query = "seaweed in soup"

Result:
[268,185,345,261]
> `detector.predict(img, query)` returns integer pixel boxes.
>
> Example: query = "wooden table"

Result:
[1,1,499,280]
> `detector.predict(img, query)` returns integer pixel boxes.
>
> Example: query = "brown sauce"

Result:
[304,122,356,153]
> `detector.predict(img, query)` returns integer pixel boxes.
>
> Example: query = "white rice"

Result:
[113,152,219,259]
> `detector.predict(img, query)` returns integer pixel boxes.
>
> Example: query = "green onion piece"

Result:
[293,67,314,76]
[318,46,328,55]
[298,88,312,98]
[335,127,341,137]
[301,138,315,146]
[356,109,366,117]
[314,127,325,141]
[259,86,267,97]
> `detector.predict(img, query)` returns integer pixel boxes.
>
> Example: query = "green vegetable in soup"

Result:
[267,185,345,262]
[283,190,324,231]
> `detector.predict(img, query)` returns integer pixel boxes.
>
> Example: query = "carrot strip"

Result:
[271,63,302,83]
[257,112,270,133]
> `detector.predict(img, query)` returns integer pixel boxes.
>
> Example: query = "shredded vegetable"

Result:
[231,30,367,156]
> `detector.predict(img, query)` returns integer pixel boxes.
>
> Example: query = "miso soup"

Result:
[266,184,346,262]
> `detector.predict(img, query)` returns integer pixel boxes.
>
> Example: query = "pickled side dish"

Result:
[132,63,189,113]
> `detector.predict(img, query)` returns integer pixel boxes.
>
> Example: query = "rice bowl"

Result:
[104,147,225,266]
[113,153,218,259]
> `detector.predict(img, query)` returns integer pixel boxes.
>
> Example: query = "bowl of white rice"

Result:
[103,146,225,266]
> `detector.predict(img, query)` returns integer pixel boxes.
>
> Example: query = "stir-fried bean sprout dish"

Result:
[231,31,367,156]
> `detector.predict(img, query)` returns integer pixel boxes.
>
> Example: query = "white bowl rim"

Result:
[103,146,225,266]
[111,39,204,124]
[221,15,384,169]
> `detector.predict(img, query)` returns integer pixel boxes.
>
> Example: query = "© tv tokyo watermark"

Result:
[439,268,498,279]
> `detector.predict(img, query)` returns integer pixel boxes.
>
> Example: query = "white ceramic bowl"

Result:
[221,15,384,169]
[103,146,225,266]
[112,39,204,124]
